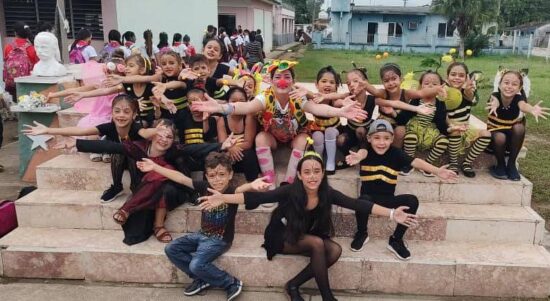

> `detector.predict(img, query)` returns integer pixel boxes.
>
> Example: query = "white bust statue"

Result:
[32,32,67,77]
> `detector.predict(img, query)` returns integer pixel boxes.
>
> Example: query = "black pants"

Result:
[111,153,141,192]
[162,181,200,210]
[355,194,419,239]
[232,148,260,182]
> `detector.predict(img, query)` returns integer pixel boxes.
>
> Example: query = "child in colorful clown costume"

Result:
[192,60,368,189]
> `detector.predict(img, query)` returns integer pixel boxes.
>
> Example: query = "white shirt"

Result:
[82,45,98,61]
[171,44,188,58]
[223,36,232,49]
[121,44,139,58]
[138,45,160,60]
[236,35,244,47]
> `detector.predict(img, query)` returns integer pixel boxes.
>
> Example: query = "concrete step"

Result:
[57,107,86,128]
[15,189,545,244]
[36,154,533,206]
[1,228,549,298]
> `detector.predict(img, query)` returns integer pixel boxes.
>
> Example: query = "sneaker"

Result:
[226,278,243,301]
[102,153,111,163]
[90,153,102,162]
[325,169,336,176]
[183,279,210,296]
[490,165,508,180]
[506,163,521,181]
[350,232,369,252]
[461,163,476,178]
[421,170,435,177]
[399,165,413,176]
[100,185,123,203]
[387,235,411,260]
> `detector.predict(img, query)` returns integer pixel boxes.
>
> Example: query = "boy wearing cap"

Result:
[345,119,457,260]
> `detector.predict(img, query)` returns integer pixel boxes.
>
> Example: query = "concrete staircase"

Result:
[2,153,550,298]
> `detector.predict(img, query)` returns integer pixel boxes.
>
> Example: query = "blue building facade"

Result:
[326,0,460,53]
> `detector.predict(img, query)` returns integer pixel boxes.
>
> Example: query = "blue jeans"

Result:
[165,232,234,289]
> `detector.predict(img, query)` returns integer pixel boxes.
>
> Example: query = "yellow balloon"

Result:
[449,48,457,54]
[441,55,453,63]
[375,54,382,60]
[466,49,473,56]
[383,52,389,58]
[444,87,463,110]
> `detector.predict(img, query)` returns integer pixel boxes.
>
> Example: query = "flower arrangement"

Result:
[13,91,59,112]
[17,91,47,110]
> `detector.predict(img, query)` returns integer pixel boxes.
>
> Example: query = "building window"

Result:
[438,21,455,38]
[388,22,403,37]
[3,0,103,40]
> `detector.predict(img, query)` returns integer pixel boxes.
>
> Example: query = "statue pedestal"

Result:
[14,74,81,181]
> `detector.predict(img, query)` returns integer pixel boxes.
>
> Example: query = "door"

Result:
[218,14,236,33]
[367,22,378,44]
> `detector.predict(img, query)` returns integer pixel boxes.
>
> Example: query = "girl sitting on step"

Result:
[197,140,419,301]
[23,95,157,203]
[486,70,549,181]
[443,62,492,178]
[72,119,241,244]
[396,71,450,177]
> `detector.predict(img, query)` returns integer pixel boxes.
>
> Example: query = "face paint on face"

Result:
[271,70,293,93]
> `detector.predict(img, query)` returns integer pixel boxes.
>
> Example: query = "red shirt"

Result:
[185,44,196,57]
[3,38,39,66]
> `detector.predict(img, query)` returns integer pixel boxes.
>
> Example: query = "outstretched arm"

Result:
[376,98,435,115]
[411,158,458,181]
[519,100,549,122]
[136,158,194,188]
[22,121,99,136]
[191,94,264,115]
[303,100,368,122]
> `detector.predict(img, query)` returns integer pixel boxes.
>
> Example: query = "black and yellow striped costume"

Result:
[487,92,526,132]
[397,99,449,165]
[179,109,218,144]
[445,88,491,172]
[123,82,155,126]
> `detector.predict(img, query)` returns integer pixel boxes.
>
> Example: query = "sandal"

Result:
[113,209,128,225]
[154,226,173,243]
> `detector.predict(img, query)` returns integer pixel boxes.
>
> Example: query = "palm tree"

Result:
[431,0,496,57]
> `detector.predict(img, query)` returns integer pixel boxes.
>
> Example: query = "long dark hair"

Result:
[158,32,169,49]
[277,154,334,244]
[70,28,91,51]
[143,30,153,58]
[108,29,122,45]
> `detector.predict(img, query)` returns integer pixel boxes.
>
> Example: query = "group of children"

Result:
[22,45,550,300]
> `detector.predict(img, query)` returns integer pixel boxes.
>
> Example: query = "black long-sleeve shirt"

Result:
[396,98,449,135]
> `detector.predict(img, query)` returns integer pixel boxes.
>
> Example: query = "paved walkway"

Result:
[0,281,513,301]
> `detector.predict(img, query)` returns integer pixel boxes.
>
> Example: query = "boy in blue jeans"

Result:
[137,151,269,300]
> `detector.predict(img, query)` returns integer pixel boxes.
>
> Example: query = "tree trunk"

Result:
[459,38,465,58]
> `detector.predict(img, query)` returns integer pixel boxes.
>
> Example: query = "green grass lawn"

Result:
[293,48,550,216]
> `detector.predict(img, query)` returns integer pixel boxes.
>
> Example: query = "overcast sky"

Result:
[322,0,432,9]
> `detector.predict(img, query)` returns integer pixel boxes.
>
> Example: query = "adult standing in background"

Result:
[244,31,263,66]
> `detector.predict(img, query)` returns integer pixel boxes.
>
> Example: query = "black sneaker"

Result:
[325,169,336,176]
[461,163,476,178]
[226,278,243,301]
[387,235,411,260]
[399,165,413,176]
[350,232,369,252]
[183,279,210,296]
[490,165,508,180]
[100,185,123,203]
[506,163,521,181]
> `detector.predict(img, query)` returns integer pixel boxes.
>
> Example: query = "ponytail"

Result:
[143,29,153,58]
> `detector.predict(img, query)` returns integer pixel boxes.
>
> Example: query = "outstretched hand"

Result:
[530,101,550,122]
[198,188,224,211]
[22,121,49,135]
[221,132,244,150]
[64,92,84,105]
[250,176,271,192]
[191,93,221,114]
[436,164,459,182]
[289,85,309,99]
[416,103,436,115]
[393,206,419,228]
[341,102,368,123]
[345,149,366,166]
[136,158,158,172]
[486,95,499,117]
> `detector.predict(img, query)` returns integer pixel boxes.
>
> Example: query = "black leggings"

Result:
[355,194,419,239]
[336,126,367,156]
[232,148,260,182]
[490,123,525,168]
[111,154,141,192]
[283,235,341,301]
